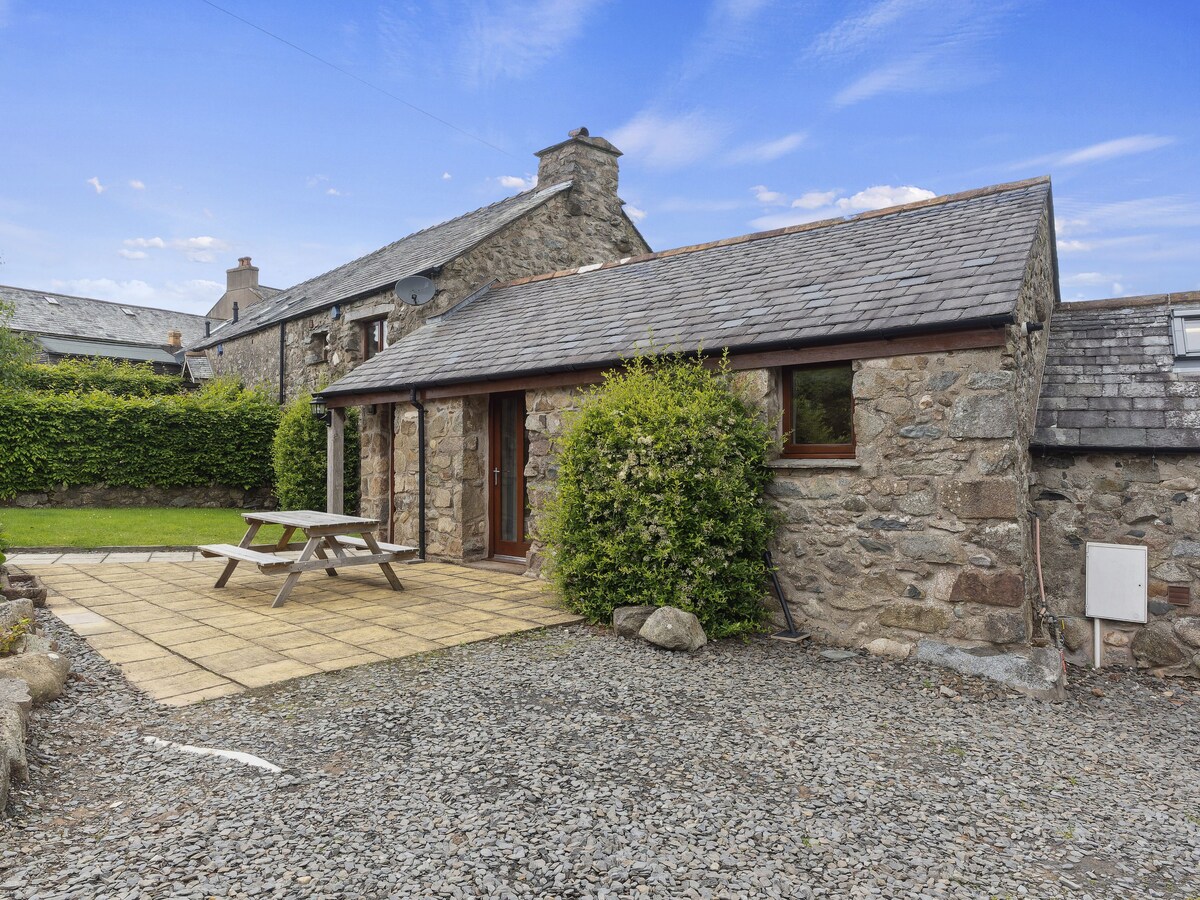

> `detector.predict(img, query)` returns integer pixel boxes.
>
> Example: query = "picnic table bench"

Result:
[199,510,417,607]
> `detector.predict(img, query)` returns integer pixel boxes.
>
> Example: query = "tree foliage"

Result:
[0,299,36,389]
[14,357,189,397]
[272,393,359,512]
[540,354,777,638]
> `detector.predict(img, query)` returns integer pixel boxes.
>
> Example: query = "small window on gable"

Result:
[363,318,389,360]
[782,362,855,458]
[1171,310,1200,358]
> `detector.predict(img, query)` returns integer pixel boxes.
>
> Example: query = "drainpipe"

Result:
[410,388,427,560]
[278,322,286,405]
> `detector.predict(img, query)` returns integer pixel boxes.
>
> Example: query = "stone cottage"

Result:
[1032,293,1200,675]
[189,129,649,405]
[318,176,1062,660]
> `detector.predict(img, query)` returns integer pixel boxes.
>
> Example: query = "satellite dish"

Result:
[396,275,435,306]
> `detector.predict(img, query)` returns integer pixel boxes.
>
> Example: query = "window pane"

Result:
[1184,320,1200,354]
[790,364,853,445]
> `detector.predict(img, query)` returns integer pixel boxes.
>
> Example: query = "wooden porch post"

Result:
[327,406,345,514]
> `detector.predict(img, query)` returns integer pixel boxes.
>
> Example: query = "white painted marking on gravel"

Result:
[143,736,281,773]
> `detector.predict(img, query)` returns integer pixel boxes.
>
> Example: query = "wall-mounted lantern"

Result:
[310,395,332,426]
[331,303,342,320]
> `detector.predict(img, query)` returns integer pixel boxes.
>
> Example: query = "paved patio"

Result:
[32,559,579,706]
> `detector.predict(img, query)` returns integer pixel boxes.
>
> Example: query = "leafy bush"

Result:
[0,299,36,389]
[17,357,188,397]
[0,380,279,497]
[272,393,359,512]
[540,354,777,638]
[0,519,9,565]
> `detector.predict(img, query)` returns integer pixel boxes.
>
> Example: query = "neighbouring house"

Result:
[0,284,208,374]
[189,129,650,404]
[1031,293,1200,674]
[317,175,1064,662]
[205,256,281,321]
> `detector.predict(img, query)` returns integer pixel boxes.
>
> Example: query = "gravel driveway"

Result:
[2,610,1198,899]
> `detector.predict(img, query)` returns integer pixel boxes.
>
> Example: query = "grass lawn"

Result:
[0,507,286,549]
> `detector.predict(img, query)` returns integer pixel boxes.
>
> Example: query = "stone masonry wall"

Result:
[525,386,584,576]
[1,483,273,511]
[1031,451,1200,675]
[762,346,1035,654]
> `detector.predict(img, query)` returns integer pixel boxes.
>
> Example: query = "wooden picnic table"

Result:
[199,510,417,608]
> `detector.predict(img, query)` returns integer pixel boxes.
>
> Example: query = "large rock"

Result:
[865,638,912,660]
[1172,617,1200,648]
[612,605,656,638]
[0,651,71,705]
[916,639,1065,700]
[638,607,707,652]
[948,571,1025,607]
[1,703,28,785]
[1131,623,1185,668]
[1,573,47,608]
[0,599,35,640]
[0,678,31,715]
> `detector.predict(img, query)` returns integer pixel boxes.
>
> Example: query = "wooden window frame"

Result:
[781,363,856,459]
[362,318,388,361]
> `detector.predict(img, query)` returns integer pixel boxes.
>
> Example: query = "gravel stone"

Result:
[1,609,1197,898]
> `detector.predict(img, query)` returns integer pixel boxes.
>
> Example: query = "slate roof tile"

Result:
[1033,291,1200,450]
[323,178,1051,397]
[0,284,208,347]
[191,181,573,349]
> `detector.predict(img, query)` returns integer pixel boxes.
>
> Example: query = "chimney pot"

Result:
[166,329,183,349]
[239,257,251,268]
[205,320,211,338]
[232,301,240,323]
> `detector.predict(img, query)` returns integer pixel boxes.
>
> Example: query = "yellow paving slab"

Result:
[39,559,580,705]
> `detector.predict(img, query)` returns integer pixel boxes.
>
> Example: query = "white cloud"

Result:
[498,174,537,190]
[728,132,806,164]
[835,184,935,212]
[792,190,837,209]
[86,177,106,194]
[326,187,344,197]
[170,236,232,263]
[1062,272,1115,286]
[129,179,145,190]
[624,204,647,222]
[1015,134,1175,171]
[461,0,607,83]
[47,278,224,314]
[810,0,923,58]
[124,236,166,249]
[750,185,787,205]
[611,111,726,169]
[442,172,452,180]
[750,183,936,229]
[118,249,148,260]
[1057,239,1091,253]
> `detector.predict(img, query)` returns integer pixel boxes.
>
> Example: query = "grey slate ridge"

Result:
[1033,292,1200,450]
[1,284,208,347]
[323,177,1050,397]
[191,182,573,349]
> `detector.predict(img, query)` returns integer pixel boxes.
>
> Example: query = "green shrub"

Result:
[272,393,359,512]
[0,519,9,566]
[0,299,36,389]
[17,357,188,397]
[0,380,279,497]
[540,354,777,638]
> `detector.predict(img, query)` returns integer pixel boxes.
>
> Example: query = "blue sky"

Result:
[1,0,1197,314]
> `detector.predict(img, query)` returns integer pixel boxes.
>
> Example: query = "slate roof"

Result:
[0,284,208,347]
[1034,292,1200,450]
[182,354,214,380]
[38,336,182,365]
[323,177,1052,397]
[191,182,573,349]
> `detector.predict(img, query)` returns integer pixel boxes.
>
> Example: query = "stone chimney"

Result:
[226,256,259,293]
[166,329,182,350]
[207,256,263,321]
[535,127,622,206]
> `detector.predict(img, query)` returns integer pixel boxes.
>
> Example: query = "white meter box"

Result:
[1084,541,1147,623]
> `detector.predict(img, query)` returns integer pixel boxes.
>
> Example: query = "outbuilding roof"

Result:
[191,181,573,349]
[1,284,208,348]
[1034,292,1200,450]
[323,177,1052,397]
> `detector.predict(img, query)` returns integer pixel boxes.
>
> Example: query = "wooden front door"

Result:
[488,392,530,560]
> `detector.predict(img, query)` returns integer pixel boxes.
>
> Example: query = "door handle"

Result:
[493,467,500,485]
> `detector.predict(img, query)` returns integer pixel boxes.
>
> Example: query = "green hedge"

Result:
[0,381,279,498]
[273,393,359,512]
[540,354,777,638]
[16,358,189,397]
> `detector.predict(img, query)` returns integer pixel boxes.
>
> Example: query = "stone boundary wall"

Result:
[1031,450,1200,675]
[1,484,274,510]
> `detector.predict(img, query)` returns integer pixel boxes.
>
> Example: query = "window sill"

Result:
[767,458,861,470]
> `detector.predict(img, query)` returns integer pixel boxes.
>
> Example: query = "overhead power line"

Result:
[198,0,513,157]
